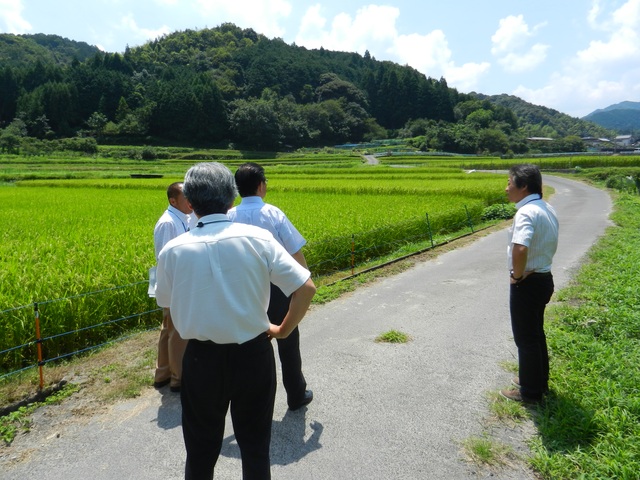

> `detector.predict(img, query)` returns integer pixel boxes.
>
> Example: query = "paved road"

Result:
[0,175,612,480]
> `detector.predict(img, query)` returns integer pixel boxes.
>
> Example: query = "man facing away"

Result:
[227,162,313,411]
[500,164,559,404]
[155,162,316,479]
[152,182,195,393]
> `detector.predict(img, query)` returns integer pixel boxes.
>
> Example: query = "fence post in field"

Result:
[425,213,434,248]
[351,234,355,275]
[464,205,474,233]
[34,302,44,390]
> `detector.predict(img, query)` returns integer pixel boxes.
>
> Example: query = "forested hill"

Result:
[0,33,99,66]
[0,24,614,153]
[471,93,612,140]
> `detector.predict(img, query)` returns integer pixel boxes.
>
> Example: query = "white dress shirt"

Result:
[227,196,306,254]
[155,214,310,344]
[507,194,559,273]
[153,205,192,261]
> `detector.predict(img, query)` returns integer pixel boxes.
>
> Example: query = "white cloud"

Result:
[587,0,604,28]
[0,0,32,33]
[118,13,172,44]
[390,30,451,73]
[195,0,292,38]
[491,14,530,56]
[389,29,490,89]
[444,62,491,92]
[296,4,398,52]
[514,0,640,117]
[296,5,489,91]
[498,43,549,74]
[491,14,549,73]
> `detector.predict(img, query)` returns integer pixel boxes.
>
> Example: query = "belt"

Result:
[194,331,268,346]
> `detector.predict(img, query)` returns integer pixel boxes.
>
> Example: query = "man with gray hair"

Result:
[155,162,316,479]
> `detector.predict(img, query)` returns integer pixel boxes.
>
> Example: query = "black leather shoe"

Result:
[289,390,313,410]
[153,379,170,389]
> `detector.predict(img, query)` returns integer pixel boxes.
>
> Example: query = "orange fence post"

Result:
[34,303,44,390]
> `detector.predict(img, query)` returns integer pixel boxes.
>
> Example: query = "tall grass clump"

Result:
[530,192,640,478]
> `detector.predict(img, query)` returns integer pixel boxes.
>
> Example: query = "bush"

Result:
[59,137,98,154]
[141,146,158,160]
[481,203,516,221]
[604,175,636,194]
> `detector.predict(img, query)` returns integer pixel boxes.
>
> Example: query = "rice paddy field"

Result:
[1,151,638,376]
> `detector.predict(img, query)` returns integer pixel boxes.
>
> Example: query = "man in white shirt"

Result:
[501,164,559,404]
[155,162,316,480]
[152,182,194,393]
[228,162,313,411]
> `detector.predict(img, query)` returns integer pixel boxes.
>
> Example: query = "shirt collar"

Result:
[195,213,229,224]
[239,196,265,207]
[516,193,542,209]
[168,205,189,221]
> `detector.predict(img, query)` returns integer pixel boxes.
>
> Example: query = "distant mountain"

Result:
[583,101,640,133]
[0,33,100,67]
[471,93,614,139]
[587,101,640,114]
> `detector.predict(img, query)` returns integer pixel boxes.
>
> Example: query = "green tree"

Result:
[86,111,108,136]
[115,97,130,123]
[17,81,78,135]
[0,117,28,153]
[477,128,509,154]
[229,97,281,149]
[0,66,19,123]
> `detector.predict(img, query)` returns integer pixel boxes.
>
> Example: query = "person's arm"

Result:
[510,243,528,283]
[268,278,316,339]
[291,250,308,269]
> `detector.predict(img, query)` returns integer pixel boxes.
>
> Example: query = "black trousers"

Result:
[509,272,554,400]
[267,283,307,408]
[181,334,276,480]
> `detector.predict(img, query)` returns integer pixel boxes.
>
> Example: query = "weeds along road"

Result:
[0,175,612,480]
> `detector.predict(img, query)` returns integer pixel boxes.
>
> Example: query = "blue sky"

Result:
[2,0,640,118]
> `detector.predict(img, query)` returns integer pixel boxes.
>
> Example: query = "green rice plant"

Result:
[0,164,508,373]
[0,186,165,372]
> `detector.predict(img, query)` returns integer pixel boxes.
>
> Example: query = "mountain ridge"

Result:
[583,101,640,133]
[0,26,618,149]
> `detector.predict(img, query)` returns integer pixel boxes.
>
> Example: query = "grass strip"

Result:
[530,191,640,478]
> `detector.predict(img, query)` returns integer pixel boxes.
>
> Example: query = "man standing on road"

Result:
[152,182,195,393]
[501,164,559,404]
[155,162,316,479]
[228,162,314,411]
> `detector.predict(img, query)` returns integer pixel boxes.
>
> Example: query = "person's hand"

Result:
[266,323,284,340]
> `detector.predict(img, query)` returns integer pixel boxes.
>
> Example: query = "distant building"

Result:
[615,135,633,146]
[526,137,554,142]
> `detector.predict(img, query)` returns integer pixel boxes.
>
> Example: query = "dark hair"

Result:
[509,164,543,197]
[166,182,183,201]
[183,162,238,216]
[234,162,266,198]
